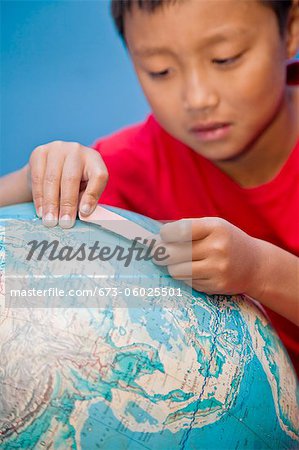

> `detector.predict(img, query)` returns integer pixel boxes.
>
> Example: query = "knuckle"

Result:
[30,145,46,161]
[63,173,81,184]
[212,238,226,254]
[70,141,81,150]
[218,259,229,276]
[44,199,60,209]
[180,219,191,239]
[94,170,108,183]
[94,150,107,165]
[60,199,76,210]
[207,217,222,229]
[66,142,81,154]
[214,217,227,227]
[34,144,46,153]
[48,140,66,155]
[44,172,59,185]
[33,194,43,205]
[85,191,99,203]
[30,174,43,186]
[210,217,228,234]
[50,140,63,147]
[43,140,65,154]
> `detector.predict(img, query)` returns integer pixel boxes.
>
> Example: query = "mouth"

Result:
[189,122,232,142]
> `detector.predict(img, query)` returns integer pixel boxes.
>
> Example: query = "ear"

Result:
[286,0,299,59]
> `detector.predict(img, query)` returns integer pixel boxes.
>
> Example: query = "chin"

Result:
[188,143,238,162]
[189,136,252,162]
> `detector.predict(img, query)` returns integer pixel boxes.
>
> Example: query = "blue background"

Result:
[1,0,149,176]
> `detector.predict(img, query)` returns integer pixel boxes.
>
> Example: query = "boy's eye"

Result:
[148,69,170,79]
[212,53,242,66]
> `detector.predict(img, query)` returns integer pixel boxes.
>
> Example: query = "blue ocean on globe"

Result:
[0,202,298,450]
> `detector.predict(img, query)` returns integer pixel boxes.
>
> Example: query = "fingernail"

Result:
[37,207,43,218]
[43,212,57,227]
[59,215,73,229]
[80,204,91,215]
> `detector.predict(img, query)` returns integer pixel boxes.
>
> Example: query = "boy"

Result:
[1,0,299,374]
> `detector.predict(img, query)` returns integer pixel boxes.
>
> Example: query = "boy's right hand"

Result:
[28,141,108,229]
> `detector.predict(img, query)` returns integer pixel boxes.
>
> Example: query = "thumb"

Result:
[79,149,108,216]
[79,172,108,217]
[160,219,193,243]
[160,217,214,242]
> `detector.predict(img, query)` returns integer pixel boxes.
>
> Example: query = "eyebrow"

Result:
[204,28,251,46]
[132,47,175,58]
[132,28,251,58]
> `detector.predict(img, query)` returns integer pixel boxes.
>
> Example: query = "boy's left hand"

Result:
[153,218,262,295]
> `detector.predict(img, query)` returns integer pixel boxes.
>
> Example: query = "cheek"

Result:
[228,25,287,112]
[138,78,161,110]
[142,83,180,127]
[136,70,180,116]
[227,58,286,121]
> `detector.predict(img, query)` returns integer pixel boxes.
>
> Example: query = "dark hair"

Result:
[111,0,293,42]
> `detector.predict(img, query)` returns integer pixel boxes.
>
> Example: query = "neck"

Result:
[214,87,299,188]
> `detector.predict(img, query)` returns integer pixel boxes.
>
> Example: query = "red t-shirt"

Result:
[93,64,299,375]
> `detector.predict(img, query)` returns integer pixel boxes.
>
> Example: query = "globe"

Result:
[0,202,298,450]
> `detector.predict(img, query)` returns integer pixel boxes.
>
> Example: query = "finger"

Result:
[42,150,66,227]
[58,152,83,229]
[151,241,192,266]
[184,279,234,295]
[172,260,234,295]
[79,152,108,216]
[167,261,193,280]
[152,238,211,266]
[29,146,48,218]
[160,217,214,243]
[184,279,216,294]
[160,219,192,243]
[167,259,212,280]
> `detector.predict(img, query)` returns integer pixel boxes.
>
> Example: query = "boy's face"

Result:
[125,0,294,163]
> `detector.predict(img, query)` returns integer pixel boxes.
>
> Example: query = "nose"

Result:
[182,69,219,113]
